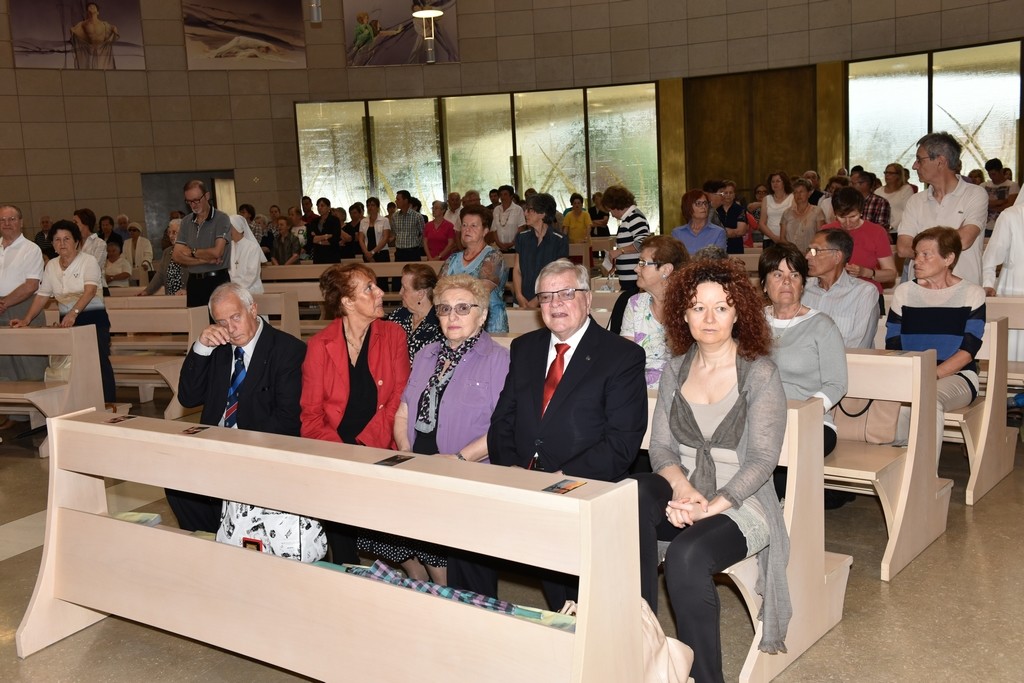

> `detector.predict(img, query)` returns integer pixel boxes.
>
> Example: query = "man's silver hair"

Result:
[209,282,254,314]
[535,258,590,292]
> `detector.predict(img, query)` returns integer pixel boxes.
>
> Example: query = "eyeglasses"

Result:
[914,154,934,165]
[692,200,709,208]
[806,247,839,257]
[636,259,662,268]
[537,287,588,304]
[435,302,480,317]
[184,194,207,206]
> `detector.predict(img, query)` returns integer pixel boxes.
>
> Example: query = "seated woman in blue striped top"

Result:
[885,226,986,469]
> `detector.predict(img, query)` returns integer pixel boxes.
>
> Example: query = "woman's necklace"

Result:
[345,327,368,358]
[771,305,803,342]
[462,246,483,263]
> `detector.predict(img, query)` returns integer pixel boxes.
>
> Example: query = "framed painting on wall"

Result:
[10,0,145,70]
[183,0,307,70]
[345,1,459,67]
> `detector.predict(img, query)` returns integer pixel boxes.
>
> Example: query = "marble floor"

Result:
[1,389,1023,682]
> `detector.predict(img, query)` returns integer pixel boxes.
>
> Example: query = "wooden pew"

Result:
[0,327,104,457]
[105,307,207,419]
[824,349,952,581]
[101,292,301,342]
[18,410,647,683]
[654,399,852,681]
[260,260,446,283]
[942,317,1015,505]
[723,399,852,682]
[981,296,1024,387]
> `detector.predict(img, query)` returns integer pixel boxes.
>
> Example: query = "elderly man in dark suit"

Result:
[448,258,647,607]
[167,282,306,534]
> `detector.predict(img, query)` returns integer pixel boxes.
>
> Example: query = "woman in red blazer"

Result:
[301,263,410,448]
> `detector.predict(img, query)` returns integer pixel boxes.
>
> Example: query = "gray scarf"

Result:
[668,386,748,498]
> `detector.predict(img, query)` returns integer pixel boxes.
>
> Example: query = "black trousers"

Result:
[634,473,747,683]
[72,308,116,403]
[165,488,221,533]
[447,552,579,611]
[185,269,230,309]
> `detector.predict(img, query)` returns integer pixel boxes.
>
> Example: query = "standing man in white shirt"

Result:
[896,132,988,285]
[491,185,526,253]
[0,204,46,430]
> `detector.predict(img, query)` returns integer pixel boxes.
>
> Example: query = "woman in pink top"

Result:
[423,200,456,260]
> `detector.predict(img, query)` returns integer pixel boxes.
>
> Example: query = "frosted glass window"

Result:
[587,84,661,233]
[513,90,587,212]
[296,102,370,208]
[368,99,444,204]
[933,42,1020,175]
[849,55,929,175]
[442,94,514,196]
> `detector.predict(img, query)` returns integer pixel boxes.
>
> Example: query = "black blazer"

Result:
[177,323,306,437]
[488,319,647,482]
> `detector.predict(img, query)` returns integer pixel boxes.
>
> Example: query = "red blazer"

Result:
[300,317,410,448]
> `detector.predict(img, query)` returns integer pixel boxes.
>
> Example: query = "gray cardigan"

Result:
[649,347,792,654]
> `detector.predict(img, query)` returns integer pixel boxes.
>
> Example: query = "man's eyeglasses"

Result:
[537,288,588,304]
[636,259,662,268]
[806,247,840,258]
[435,302,480,317]
[914,154,934,165]
[184,194,207,206]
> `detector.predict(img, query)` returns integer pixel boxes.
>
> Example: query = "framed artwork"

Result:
[9,0,145,70]
[183,0,307,70]
[345,1,459,67]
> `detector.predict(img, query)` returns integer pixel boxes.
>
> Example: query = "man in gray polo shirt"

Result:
[173,179,232,308]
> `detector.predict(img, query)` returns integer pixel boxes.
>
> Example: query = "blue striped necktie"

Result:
[223,347,245,428]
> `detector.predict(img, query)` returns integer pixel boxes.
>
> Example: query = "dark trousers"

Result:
[186,269,230,309]
[447,552,578,611]
[371,250,390,291]
[324,521,360,565]
[72,308,116,403]
[392,246,422,290]
[773,424,837,499]
[635,473,747,683]
[165,488,221,533]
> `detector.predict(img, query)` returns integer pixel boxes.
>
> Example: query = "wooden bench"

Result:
[100,292,302,343]
[105,307,207,419]
[260,260,446,283]
[723,399,852,682]
[0,327,104,457]
[942,316,1016,505]
[824,349,952,581]
[653,399,852,681]
[981,296,1024,388]
[18,409,650,682]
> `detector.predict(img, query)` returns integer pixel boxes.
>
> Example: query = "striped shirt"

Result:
[614,206,650,284]
[885,278,986,388]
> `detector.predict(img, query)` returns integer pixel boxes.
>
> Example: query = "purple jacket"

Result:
[403,332,510,457]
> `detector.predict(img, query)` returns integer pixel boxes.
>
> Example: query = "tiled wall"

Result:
[0,0,1016,228]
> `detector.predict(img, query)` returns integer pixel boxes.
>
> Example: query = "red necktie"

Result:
[542,343,570,415]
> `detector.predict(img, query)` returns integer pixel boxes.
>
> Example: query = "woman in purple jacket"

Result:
[359,274,510,584]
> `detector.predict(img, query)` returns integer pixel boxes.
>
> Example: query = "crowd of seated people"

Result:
[6,128,1020,681]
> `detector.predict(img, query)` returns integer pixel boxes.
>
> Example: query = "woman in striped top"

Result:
[885,226,986,468]
[602,184,650,295]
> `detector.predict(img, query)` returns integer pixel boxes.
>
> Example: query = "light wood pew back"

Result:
[0,327,104,457]
[824,349,952,581]
[18,410,644,683]
[723,399,852,682]
[260,260,446,282]
[942,317,1015,505]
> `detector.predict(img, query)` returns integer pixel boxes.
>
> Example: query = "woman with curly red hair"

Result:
[635,258,791,683]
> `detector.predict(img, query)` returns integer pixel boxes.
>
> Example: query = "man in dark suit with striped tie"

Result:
[166,282,306,532]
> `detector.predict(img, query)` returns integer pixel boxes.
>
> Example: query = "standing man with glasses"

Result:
[447,259,646,608]
[173,179,232,308]
[897,132,988,285]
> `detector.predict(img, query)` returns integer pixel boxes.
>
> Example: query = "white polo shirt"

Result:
[898,176,988,285]
[0,234,44,297]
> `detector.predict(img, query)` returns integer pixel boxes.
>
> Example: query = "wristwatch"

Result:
[190,247,197,258]
[72,308,80,315]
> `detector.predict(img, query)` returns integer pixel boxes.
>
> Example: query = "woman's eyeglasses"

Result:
[435,303,480,317]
